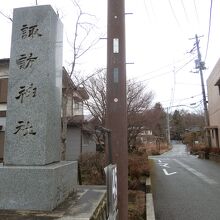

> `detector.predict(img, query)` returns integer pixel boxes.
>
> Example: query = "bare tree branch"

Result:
[82,69,154,150]
[0,11,13,22]
[68,0,102,77]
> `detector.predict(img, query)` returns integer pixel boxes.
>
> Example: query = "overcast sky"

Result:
[1,0,220,112]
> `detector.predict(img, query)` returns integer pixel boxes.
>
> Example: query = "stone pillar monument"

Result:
[0,5,77,211]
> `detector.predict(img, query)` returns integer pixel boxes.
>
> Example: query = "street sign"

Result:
[105,164,118,220]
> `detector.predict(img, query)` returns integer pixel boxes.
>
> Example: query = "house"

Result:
[66,115,96,160]
[137,128,153,144]
[0,58,9,158]
[62,68,96,160]
[0,58,96,160]
[207,58,220,148]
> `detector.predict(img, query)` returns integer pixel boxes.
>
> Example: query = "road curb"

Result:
[146,177,155,220]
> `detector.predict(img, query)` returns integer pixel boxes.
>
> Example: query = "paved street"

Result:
[150,142,220,220]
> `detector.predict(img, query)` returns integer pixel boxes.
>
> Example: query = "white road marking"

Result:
[174,159,218,185]
[158,160,162,163]
[163,169,177,176]
[159,163,170,168]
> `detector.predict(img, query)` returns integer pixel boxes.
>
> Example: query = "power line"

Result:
[193,0,199,24]
[131,57,195,84]
[204,0,213,61]
[130,54,195,80]
[159,93,202,105]
[181,0,189,23]
[138,57,195,82]
[176,82,203,87]
[167,0,181,27]
[143,0,151,22]
[149,0,156,20]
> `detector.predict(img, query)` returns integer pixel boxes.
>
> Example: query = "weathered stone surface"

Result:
[0,186,107,219]
[0,161,77,211]
[4,5,63,165]
[0,5,78,212]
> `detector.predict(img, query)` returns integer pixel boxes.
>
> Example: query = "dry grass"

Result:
[79,152,149,219]
[128,152,149,190]
[78,152,106,185]
[128,190,145,220]
[139,141,169,155]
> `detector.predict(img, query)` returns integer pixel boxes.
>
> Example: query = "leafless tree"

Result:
[0,11,13,22]
[62,0,103,158]
[67,0,102,77]
[127,80,154,150]
[81,69,106,125]
[144,102,167,137]
[81,69,154,150]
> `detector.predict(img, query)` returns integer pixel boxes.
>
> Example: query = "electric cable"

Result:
[130,54,195,82]
[181,0,189,23]
[143,0,151,22]
[193,0,199,25]
[129,57,195,86]
[167,0,181,27]
[204,0,213,61]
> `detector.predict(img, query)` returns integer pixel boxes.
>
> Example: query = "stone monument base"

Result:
[0,161,77,211]
[0,186,107,220]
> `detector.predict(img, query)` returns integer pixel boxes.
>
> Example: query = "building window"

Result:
[0,78,8,103]
[73,101,83,115]
[0,131,5,150]
[0,111,6,117]
[83,134,90,146]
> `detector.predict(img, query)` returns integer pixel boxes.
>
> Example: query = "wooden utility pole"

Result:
[166,107,171,146]
[106,0,128,219]
[194,34,211,147]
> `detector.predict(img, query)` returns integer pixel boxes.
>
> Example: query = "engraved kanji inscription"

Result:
[16,53,38,69]
[21,24,42,39]
[15,83,37,103]
[13,120,37,136]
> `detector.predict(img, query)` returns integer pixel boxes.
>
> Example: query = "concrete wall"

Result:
[207,58,220,147]
[82,133,96,154]
[66,127,96,161]
[0,60,9,157]
[66,127,81,161]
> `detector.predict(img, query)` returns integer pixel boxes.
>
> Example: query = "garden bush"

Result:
[78,152,106,185]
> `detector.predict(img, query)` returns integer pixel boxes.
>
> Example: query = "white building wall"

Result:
[207,58,220,147]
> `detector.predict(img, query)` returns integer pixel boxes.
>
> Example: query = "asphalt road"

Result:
[150,141,220,220]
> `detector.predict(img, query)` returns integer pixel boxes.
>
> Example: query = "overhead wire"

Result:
[133,56,195,83]
[143,0,151,22]
[167,0,181,27]
[149,0,156,20]
[159,93,202,106]
[139,0,206,107]
[130,53,195,81]
[176,82,202,87]
[193,0,199,25]
[204,0,213,61]
[181,0,189,23]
